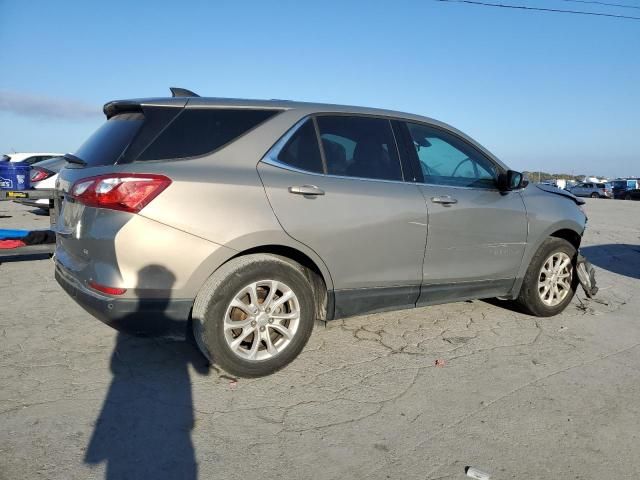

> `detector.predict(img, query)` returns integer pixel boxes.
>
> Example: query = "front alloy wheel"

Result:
[538,252,573,307]
[516,237,578,317]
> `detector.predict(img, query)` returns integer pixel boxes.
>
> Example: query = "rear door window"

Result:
[138,108,280,161]
[276,120,324,173]
[315,116,403,181]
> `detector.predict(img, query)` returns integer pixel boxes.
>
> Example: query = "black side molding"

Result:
[170,87,200,98]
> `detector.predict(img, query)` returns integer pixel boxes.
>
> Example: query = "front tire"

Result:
[192,254,316,377]
[516,238,578,317]
[590,192,599,198]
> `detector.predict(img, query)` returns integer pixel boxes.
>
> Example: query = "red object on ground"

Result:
[0,239,26,249]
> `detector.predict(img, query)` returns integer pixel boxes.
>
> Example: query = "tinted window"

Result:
[33,156,66,171]
[139,109,280,161]
[75,113,144,166]
[405,123,497,188]
[23,156,52,165]
[316,116,402,181]
[277,120,323,173]
[596,183,605,188]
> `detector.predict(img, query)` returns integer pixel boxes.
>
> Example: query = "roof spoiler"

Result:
[170,87,200,98]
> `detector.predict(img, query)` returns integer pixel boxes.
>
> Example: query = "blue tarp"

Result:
[0,229,30,240]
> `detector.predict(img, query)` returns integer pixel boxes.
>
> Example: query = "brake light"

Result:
[88,280,127,296]
[31,167,54,183]
[70,174,171,213]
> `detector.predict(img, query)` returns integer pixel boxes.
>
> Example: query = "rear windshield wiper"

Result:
[63,153,87,166]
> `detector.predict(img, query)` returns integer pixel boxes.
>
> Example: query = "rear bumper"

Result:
[55,263,193,338]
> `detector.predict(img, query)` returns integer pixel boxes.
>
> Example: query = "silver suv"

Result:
[570,182,612,198]
[54,90,587,377]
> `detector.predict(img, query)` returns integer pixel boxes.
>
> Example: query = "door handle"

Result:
[431,196,458,205]
[288,185,325,196]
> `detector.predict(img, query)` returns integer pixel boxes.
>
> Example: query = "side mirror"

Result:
[498,170,526,191]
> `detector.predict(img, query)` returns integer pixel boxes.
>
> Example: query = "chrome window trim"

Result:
[262,156,414,186]
[260,115,516,192]
[261,116,412,186]
[415,180,501,192]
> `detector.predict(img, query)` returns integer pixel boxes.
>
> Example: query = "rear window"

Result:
[137,109,280,161]
[75,113,144,166]
[276,119,324,173]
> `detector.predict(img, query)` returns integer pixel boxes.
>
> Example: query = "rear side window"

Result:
[277,120,323,173]
[316,116,403,181]
[138,109,280,161]
[75,113,145,166]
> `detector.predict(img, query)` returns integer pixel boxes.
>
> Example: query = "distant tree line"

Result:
[522,171,593,182]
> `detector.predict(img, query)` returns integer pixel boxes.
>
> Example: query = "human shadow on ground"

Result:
[581,244,640,280]
[85,265,209,480]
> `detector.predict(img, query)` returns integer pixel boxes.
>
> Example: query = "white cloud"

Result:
[0,90,100,120]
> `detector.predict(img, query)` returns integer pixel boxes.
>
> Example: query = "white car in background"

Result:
[1,152,63,165]
[15,156,66,210]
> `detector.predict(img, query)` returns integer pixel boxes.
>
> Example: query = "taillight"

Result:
[70,174,171,213]
[88,280,127,296]
[31,167,54,183]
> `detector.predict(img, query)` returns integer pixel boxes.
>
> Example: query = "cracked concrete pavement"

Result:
[1,198,639,479]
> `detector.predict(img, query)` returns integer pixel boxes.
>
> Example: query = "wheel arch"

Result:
[227,245,333,321]
[186,238,334,322]
[549,228,582,250]
[510,221,584,299]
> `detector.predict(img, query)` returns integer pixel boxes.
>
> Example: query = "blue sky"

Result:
[1,0,638,177]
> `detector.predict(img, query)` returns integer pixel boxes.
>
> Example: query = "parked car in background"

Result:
[54,90,587,377]
[612,179,640,199]
[1,152,63,165]
[621,189,640,201]
[569,182,611,198]
[14,156,66,210]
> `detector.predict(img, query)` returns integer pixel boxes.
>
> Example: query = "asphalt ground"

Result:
[1,197,639,480]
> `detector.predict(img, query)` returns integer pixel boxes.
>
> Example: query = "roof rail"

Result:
[170,87,200,98]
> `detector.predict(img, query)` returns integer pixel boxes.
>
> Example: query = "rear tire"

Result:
[590,192,598,198]
[192,254,316,377]
[625,193,632,200]
[516,238,578,317]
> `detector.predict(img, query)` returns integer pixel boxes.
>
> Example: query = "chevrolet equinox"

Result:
[54,89,587,377]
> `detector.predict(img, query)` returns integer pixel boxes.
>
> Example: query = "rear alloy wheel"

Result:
[192,254,316,377]
[516,237,578,317]
[590,192,599,198]
[223,280,301,361]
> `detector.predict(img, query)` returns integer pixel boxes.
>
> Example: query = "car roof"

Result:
[118,96,445,124]
[104,96,509,170]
